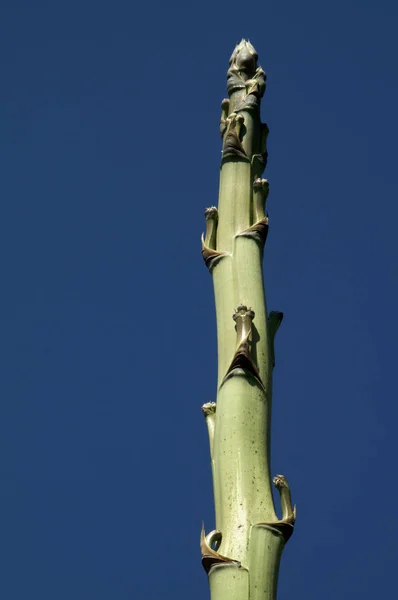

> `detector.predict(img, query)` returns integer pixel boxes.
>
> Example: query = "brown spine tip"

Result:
[273,474,288,489]
[204,206,219,220]
[201,207,226,271]
[201,402,216,418]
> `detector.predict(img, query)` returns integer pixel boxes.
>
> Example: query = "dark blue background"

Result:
[1,1,397,598]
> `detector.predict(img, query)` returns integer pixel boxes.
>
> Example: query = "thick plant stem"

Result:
[200,40,295,599]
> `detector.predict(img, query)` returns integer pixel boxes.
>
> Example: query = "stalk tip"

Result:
[229,39,259,78]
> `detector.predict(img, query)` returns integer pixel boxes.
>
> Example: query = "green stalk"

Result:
[201,40,295,599]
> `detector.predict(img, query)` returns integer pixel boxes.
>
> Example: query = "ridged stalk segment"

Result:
[200,40,295,600]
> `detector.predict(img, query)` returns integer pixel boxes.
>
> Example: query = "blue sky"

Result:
[1,1,398,598]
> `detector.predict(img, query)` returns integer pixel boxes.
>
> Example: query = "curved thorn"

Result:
[221,98,230,121]
[222,305,264,389]
[204,206,218,249]
[200,524,240,574]
[260,123,269,154]
[255,474,296,543]
[268,311,283,368]
[235,114,244,140]
[273,474,296,522]
[202,402,216,460]
[205,528,222,552]
[201,234,228,271]
[253,178,269,221]
[236,216,269,245]
[220,99,230,138]
[251,123,269,177]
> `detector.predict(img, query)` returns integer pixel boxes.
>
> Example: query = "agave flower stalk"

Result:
[200,40,295,600]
